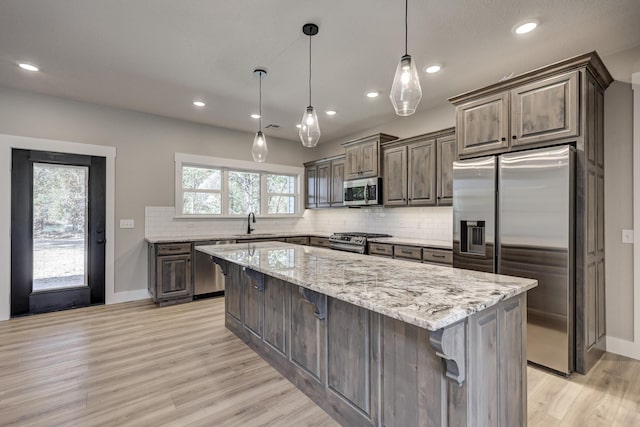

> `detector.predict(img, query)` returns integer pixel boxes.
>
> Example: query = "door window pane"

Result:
[228,171,260,214]
[32,163,88,291]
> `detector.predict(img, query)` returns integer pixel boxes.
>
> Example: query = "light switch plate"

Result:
[120,219,135,229]
[622,229,634,244]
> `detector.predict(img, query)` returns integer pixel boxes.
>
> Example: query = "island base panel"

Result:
[221,262,527,427]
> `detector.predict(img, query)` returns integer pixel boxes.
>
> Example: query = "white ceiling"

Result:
[0,0,639,144]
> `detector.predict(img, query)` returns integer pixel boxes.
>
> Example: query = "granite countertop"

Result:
[368,237,453,250]
[197,242,536,331]
[145,232,332,244]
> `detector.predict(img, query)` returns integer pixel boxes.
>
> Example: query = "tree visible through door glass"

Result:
[32,163,88,291]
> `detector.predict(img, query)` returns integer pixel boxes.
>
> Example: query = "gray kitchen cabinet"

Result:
[407,138,436,206]
[382,145,407,206]
[343,133,397,180]
[263,276,287,356]
[510,71,579,148]
[455,92,509,157]
[148,242,193,306]
[368,242,393,258]
[422,248,453,265]
[241,267,263,338]
[285,236,310,245]
[383,129,453,207]
[330,157,345,206]
[290,286,324,380]
[304,155,345,209]
[452,64,586,158]
[309,236,331,248]
[316,161,331,208]
[436,133,456,205]
[393,245,422,262]
[305,165,317,209]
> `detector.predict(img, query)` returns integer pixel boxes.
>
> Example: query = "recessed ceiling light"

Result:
[251,114,261,119]
[366,91,380,98]
[193,101,205,107]
[325,110,337,116]
[18,63,39,72]
[514,21,538,35]
[425,65,441,74]
[296,124,302,128]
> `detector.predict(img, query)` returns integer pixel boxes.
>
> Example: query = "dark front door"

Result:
[11,149,106,316]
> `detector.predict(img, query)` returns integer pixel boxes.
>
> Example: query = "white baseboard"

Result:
[606,336,640,360]
[106,289,150,305]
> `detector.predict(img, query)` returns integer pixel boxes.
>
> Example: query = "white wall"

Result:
[604,81,635,342]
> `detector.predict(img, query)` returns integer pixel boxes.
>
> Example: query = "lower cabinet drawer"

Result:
[285,236,310,245]
[369,243,394,257]
[394,245,422,261]
[156,243,192,256]
[423,249,453,265]
[309,236,330,247]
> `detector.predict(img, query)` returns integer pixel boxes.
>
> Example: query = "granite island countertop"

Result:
[197,242,536,331]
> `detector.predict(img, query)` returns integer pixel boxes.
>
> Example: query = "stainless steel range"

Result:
[329,232,391,254]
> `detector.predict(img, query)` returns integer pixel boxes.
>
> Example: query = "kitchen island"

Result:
[197,242,537,427]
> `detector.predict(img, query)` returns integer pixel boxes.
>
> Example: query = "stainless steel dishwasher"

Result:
[194,240,236,297]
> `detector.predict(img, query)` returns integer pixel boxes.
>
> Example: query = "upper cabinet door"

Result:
[383,145,407,206]
[457,92,509,157]
[510,71,579,147]
[407,139,436,206]
[359,140,379,178]
[330,158,345,206]
[436,134,456,205]
[316,162,331,208]
[305,166,317,209]
[344,145,361,180]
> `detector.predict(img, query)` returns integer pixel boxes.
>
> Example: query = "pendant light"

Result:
[390,0,422,116]
[299,23,321,148]
[251,68,268,163]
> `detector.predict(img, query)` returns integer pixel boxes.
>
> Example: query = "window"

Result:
[267,174,296,215]
[181,165,221,215]
[175,153,302,217]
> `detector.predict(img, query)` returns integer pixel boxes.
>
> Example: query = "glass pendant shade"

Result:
[299,106,321,147]
[251,131,268,162]
[390,54,422,116]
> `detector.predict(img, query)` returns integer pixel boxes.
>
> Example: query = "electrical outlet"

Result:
[120,219,135,229]
[622,229,634,244]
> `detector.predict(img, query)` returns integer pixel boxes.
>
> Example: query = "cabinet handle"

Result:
[431,254,446,258]
[512,135,517,140]
[501,137,506,141]
[400,250,413,255]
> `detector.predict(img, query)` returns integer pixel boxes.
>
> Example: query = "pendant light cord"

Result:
[308,33,312,106]
[404,0,408,55]
[258,73,262,131]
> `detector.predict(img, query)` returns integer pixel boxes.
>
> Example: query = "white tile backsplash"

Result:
[145,206,453,242]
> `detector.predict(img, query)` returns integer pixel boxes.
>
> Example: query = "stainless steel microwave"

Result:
[344,177,382,206]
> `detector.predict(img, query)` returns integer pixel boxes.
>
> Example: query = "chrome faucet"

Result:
[247,212,256,234]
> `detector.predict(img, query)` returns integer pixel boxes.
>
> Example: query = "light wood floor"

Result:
[0,298,637,426]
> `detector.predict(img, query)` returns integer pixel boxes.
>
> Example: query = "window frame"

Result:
[175,153,304,218]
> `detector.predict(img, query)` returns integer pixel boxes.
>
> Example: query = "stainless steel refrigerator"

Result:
[453,145,575,374]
